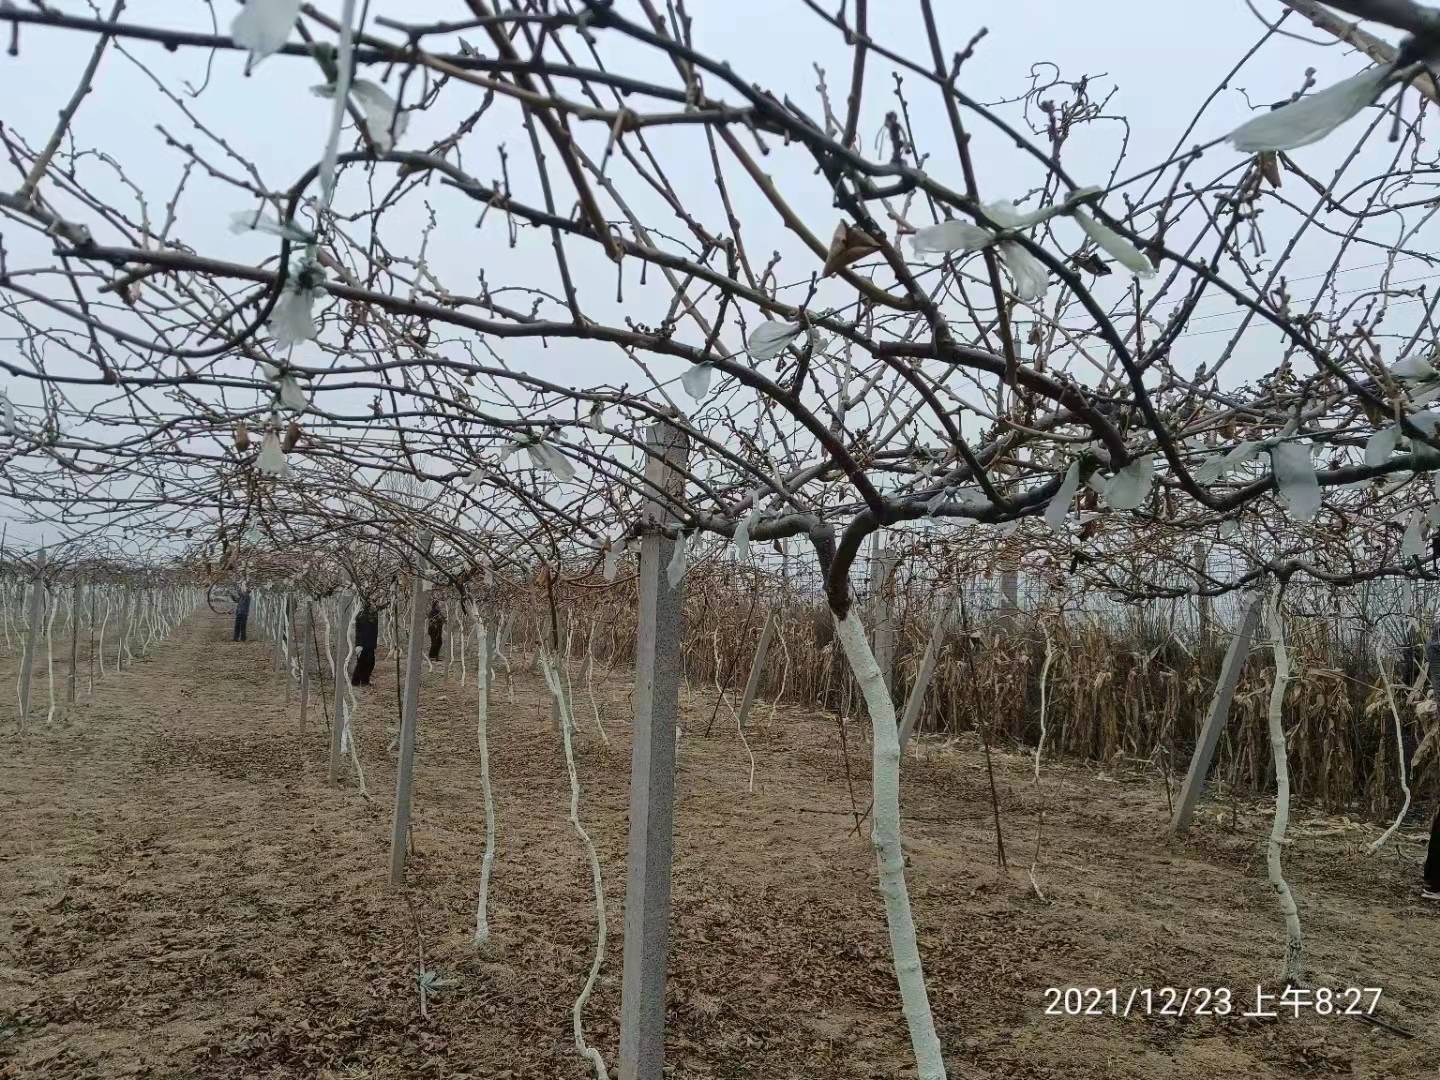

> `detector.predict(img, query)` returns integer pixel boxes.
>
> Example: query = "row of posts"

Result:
[4,551,196,731]
[236,425,687,1079]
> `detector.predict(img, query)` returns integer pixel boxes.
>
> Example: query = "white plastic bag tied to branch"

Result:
[312,78,408,153]
[257,428,289,476]
[734,506,759,564]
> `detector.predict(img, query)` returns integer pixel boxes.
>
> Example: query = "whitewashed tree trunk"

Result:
[473,615,497,947]
[44,587,58,725]
[540,649,611,1080]
[585,619,607,744]
[1264,595,1303,983]
[1368,643,1412,854]
[833,611,947,1080]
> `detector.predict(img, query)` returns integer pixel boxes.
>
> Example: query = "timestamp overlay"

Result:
[1041,985,1383,1020]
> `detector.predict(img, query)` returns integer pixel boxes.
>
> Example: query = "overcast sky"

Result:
[1,1,1433,554]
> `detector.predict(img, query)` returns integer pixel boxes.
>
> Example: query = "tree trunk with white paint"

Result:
[1264,595,1303,983]
[540,649,611,1080]
[833,611,947,1080]
[473,615,497,947]
[1367,643,1411,855]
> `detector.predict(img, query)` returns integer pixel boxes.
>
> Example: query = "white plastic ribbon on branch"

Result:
[1402,510,1427,561]
[1106,454,1154,510]
[1228,66,1391,152]
[268,260,324,346]
[0,390,13,436]
[231,0,302,66]
[229,209,310,242]
[1044,459,1082,533]
[1365,426,1401,468]
[997,242,1048,302]
[1195,440,1261,484]
[1392,355,1438,381]
[257,430,289,476]
[277,375,308,413]
[680,363,713,400]
[666,530,688,587]
[734,507,759,563]
[313,79,409,153]
[1270,441,1321,522]
[746,321,805,360]
[911,220,992,254]
[1074,210,1154,277]
[602,542,623,582]
[350,80,408,152]
[527,440,576,482]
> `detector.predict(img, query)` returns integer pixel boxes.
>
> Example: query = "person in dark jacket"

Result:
[427,597,446,661]
[352,605,380,686]
[233,588,251,642]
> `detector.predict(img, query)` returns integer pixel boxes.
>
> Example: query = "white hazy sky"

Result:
[1,1,1432,553]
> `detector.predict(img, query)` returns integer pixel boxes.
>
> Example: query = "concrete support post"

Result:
[898,593,958,752]
[619,423,688,1080]
[870,548,899,695]
[1170,598,1263,837]
[735,605,779,730]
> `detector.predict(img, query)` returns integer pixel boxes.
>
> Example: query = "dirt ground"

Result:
[1,610,1438,1079]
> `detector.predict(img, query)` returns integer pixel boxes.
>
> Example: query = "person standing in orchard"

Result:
[232,586,251,643]
[427,596,446,661]
[352,604,380,687]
